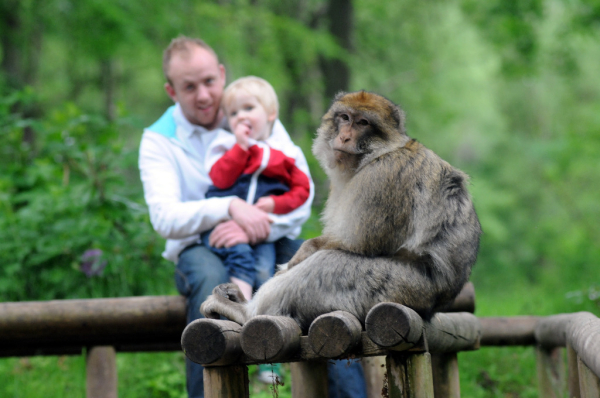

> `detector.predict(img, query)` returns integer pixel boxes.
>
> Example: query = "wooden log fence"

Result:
[182,303,480,398]
[1,282,599,397]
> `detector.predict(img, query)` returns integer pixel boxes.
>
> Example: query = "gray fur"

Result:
[201,91,482,333]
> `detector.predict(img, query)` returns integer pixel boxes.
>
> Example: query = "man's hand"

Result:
[229,198,272,245]
[209,220,250,248]
[255,196,275,213]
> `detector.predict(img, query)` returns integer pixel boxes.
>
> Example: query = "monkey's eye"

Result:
[340,114,350,121]
[356,119,369,126]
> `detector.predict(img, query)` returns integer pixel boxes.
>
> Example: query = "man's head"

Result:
[163,36,226,129]
[222,76,279,141]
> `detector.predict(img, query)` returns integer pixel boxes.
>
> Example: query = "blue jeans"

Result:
[175,238,366,398]
[200,230,276,290]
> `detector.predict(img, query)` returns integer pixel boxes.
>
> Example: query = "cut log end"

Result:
[241,315,301,362]
[181,319,242,366]
[365,302,423,348]
[308,311,362,358]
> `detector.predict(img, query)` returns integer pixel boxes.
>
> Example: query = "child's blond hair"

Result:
[222,76,279,121]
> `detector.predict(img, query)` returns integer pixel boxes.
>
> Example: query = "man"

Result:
[139,36,365,398]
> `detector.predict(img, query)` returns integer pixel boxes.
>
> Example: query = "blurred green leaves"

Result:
[0,91,170,301]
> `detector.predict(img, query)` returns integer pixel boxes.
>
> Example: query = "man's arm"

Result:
[139,131,234,239]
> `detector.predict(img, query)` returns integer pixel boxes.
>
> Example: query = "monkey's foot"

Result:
[213,283,247,304]
[200,284,250,325]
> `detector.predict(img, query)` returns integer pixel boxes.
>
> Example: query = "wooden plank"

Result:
[290,360,328,398]
[479,316,539,346]
[386,353,434,398]
[431,353,460,398]
[578,356,600,398]
[86,346,117,398]
[446,282,476,313]
[204,365,249,398]
[0,296,186,356]
[536,346,565,398]
[362,356,386,398]
[567,344,581,398]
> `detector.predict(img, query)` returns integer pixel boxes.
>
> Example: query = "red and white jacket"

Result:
[205,133,311,215]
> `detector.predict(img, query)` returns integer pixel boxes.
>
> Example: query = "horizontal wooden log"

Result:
[241,315,302,362]
[535,311,600,378]
[479,316,540,346]
[308,311,362,358]
[366,303,480,353]
[0,296,186,357]
[424,312,480,353]
[182,319,243,366]
[535,312,600,381]
[567,312,600,379]
[534,313,575,347]
[445,282,476,313]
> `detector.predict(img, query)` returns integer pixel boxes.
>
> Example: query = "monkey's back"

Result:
[322,139,481,310]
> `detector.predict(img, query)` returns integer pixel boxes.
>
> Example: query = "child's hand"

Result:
[233,123,251,150]
[255,196,275,213]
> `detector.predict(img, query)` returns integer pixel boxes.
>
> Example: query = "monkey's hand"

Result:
[287,236,331,269]
[200,283,250,325]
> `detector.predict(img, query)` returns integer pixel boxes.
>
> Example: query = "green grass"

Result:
[0,353,296,398]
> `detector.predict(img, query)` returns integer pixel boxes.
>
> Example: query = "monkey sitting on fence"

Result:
[201,91,482,332]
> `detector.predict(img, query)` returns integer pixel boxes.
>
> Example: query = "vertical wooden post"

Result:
[536,346,565,398]
[86,346,117,398]
[386,353,434,398]
[362,356,386,398]
[290,360,329,398]
[578,357,600,398]
[567,344,581,398]
[204,365,249,398]
[431,353,460,398]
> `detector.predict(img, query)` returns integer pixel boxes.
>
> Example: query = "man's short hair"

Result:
[163,36,219,84]
[222,76,279,120]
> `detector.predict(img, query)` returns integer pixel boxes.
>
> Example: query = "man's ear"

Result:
[165,83,177,102]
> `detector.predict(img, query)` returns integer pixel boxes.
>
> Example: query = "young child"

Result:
[201,76,311,302]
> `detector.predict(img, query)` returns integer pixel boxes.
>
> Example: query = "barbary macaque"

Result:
[201,91,482,332]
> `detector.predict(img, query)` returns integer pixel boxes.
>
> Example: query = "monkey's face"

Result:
[331,111,373,165]
[316,92,407,172]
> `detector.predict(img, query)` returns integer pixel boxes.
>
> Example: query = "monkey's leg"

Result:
[286,236,343,269]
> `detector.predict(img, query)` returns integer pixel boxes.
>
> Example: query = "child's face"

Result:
[226,94,276,141]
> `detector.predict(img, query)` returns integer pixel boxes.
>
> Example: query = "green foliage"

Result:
[0,89,172,301]
[1,0,600,396]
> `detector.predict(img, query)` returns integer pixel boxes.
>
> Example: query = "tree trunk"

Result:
[320,0,353,99]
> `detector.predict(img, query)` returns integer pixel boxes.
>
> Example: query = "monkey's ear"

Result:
[392,105,407,134]
[333,91,347,102]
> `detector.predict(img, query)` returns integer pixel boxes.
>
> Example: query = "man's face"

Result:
[164,46,226,129]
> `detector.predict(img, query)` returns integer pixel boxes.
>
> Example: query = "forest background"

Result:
[1,0,599,396]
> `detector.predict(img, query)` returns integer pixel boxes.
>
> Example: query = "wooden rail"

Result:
[182,303,481,398]
[0,283,474,398]
[3,283,597,397]
[479,313,600,398]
